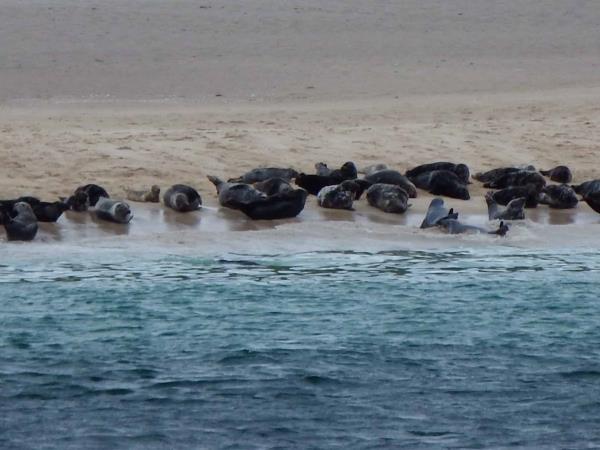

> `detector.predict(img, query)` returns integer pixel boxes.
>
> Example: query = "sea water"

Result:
[2,249,600,449]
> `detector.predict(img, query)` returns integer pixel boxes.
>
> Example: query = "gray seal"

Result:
[538,185,578,209]
[317,185,354,210]
[364,170,417,198]
[483,170,546,190]
[485,192,525,220]
[228,167,298,184]
[420,198,458,229]
[540,166,572,183]
[254,178,294,196]
[572,179,600,197]
[412,170,470,200]
[95,197,133,223]
[125,185,160,203]
[406,162,470,184]
[163,185,202,212]
[2,202,38,241]
[366,183,410,214]
[208,175,267,209]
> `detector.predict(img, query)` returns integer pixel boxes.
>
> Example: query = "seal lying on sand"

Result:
[208,176,266,209]
[75,184,110,207]
[420,198,458,229]
[163,185,202,212]
[2,202,38,241]
[94,197,133,224]
[361,163,389,176]
[364,170,417,198]
[583,191,600,214]
[572,179,600,197]
[254,178,294,196]
[439,218,510,236]
[473,166,536,183]
[228,167,298,184]
[317,185,354,210]
[538,185,579,209]
[483,170,546,190]
[491,184,540,208]
[540,166,572,183]
[366,184,410,214]
[411,170,470,200]
[125,185,160,203]
[485,192,526,220]
[406,162,470,184]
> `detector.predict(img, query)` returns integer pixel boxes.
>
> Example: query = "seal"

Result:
[364,170,417,198]
[314,162,331,176]
[75,184,110,207]
[208,175,266,209]
[485,192,526,220]
[420,198,458,229]
[540,166,572,183]
[538,185,579,209]
[491,184,540,208]
[406,162,470,184]
[125,185,160,203]
[2,202,38,241]
[572,179,600,197]
[473,166,536,183]
[254,178,294,196]
[94,197,133,224]
[439,217,509,236]
[237,188,308,220]
[317,185,354,210]
[163,185,202,212]
[483,170,546,190]
[366,183,410,214]
[411,170,470,200]
[62,191,89,212]
[583,191,600,214]
[361,163,389,176]
[228,167,298,184]
[295,172,353,196]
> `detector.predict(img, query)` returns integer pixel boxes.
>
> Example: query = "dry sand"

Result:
[1,1,599,252]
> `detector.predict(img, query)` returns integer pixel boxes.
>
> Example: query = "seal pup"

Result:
[317,185,354,210]
[254,178,294,196]
[485,192,526,220]
[540,166,572,183]
[583,191,600,214]
[364,170,417,198]
[491,184,540,208]
[411,170,470,200]
[572,179,600,197]
[75,184,110,207]
[228,167,298,184]
[406,162,470,184]
[366,184,410,214]
[361,163,389,176]
[238,189,308,220]
[94,197,133,224]
[538,185,579,209]
[2,202,38,241]
[125,185,160,203]
[163,185,202,212]
[472,166,536,183]
[420,198,458,229]
[483,170,546,190]
[207,175,267,209]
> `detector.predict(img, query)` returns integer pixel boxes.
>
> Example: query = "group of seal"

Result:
[2,160,599,242]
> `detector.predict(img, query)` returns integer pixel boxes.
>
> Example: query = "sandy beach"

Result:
[1,0,599,251]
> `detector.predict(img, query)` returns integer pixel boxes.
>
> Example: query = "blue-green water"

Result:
[2,250,600,449]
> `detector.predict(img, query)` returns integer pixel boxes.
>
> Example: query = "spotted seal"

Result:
[538,185,579,209]
[94,197,133,224]
[228,167,299,184]
[125,185,160,203]
[317,185,354,210]
[163,185,202,212]
[406,162,470,184]
[366,183,410,214]
[364,170,417,198]
[420,198,458,229]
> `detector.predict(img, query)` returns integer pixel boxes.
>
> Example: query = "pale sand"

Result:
[1,1,599,252]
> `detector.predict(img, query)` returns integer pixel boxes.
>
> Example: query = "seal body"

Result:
[366,183,410,214]
[125,185,160,203]
[317,185,354,210]
[163,185,202,212]
[406,162,470,184]
[412,170,470,200]
[491,184,540,208]
[485,192,525,220]
[572,179,600,197]
[228,168,298,184]
[473,166,535,183]
[583,191,600,214]
[439,218,509,236]
[238,189,308,220]
[75,184,110,207]
[3,202,38,241]
[364,170,417,198]
[538,185,578,209]
[254,178,294,196]
[208,176,266,209]
[95,197,133,223]
[483,170,546,190]
[361,163,389,176]
[540,166,572,183]
[420,198,458,229]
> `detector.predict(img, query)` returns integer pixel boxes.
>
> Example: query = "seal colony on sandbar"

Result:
[1,160,599,242]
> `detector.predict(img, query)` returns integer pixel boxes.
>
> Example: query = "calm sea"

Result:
[2,249,600,449]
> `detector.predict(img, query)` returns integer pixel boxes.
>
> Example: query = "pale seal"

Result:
[125,185,160,203]
[364,170,417,198]
[366,183,410,214]
[163,185,202,212]
[95,197,133,223]
[317,185,354,210]
[411,170,470,200]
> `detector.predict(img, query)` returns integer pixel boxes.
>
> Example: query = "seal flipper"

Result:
[420,198,450,229]
[489,221,509,237]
